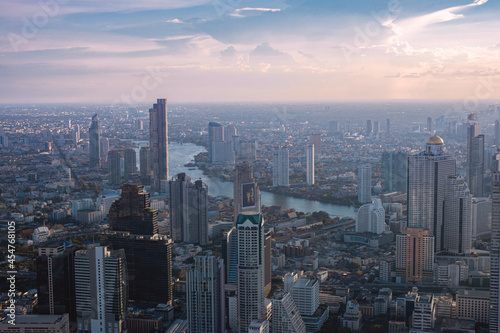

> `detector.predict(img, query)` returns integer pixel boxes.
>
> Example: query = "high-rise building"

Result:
[357,165,372,203]
[233,163,261,218]
[490,154,500,332]
[89,114,100,168]
[472,197,492,238]
[36,242,76,322]
[273,146,289,187]
[100,137,109,162]
[108,150,121,186]
[356,198,386,234]
[412,294,436,332]
[124,148,137,181]
[329,121,339,134]
[495,120,500,147]
[239,140,257,161]
[223,227,238,284]
[443,175,472,254]
[140,147,150,185]
[248,320,269,333]
[272,292,306,333]
[386,119,391,134]
[212,141,235,165]
[169,173,209,245]
[225,126,237,142]
[381,151,407,193]
[310,134,321,156]
[291,278,320,316]
[366,120,373,135]
[187,253,225,333]
[427,117,433,133]
[466,114,485,197]
[75,246,127,333]
[407,135,456,252]
[396,228,435,284]
[373,121,380,135]
[237,212,265,332]
[208,122,224,162]
[149,98,168,192]
[306,144,314,186]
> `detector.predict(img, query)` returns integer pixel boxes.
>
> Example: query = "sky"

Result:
[0,0,499,104]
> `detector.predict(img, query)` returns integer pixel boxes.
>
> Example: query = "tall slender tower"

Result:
[208,122,224,163]
[124,148,137,181]
[306,144,314,186]
[381,151,407,193]
[490,151,500,332]
[443,175,472,254]
[149,98,168,192]
[495,120,500,147]
[89,114,100,168]
[233,163,261,218]
[357,165,372,203]
[108,150,122,186]
[407,135,456,252]
[187,253,225,333]
[467,114,484,197]
[140,147,150,185]
[237,212,265,333]
[273,146,289,187]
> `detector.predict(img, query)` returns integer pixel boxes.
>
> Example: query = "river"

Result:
[132,141,356,218]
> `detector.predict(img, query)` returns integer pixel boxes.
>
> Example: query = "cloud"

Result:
[165,19,185,24]
[230,7,281,18]
[249,42,294,66]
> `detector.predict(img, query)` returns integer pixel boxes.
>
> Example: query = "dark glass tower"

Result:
[89,114,100,168]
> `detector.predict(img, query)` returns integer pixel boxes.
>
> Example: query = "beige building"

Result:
[396,228,434,284]
[457,289,489,324]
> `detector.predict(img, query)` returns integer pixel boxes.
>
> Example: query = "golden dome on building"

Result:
[427,135,444,145]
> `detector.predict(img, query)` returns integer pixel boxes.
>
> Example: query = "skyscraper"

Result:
[140,147,150,185]
[89,114,100,168]
[366,120,373,135]
[490,152,500,332]
[396,228,435,284]
[310,133,321,156]
[233,163,261,218]
[108,150,121,186]
[149,98,168,192]
[357,165,372,203]
[124,148,137,181]
[386,118,391,134]
[495,120,500,147]
[329,121,339,134]
[75,246,127,333]
[373,121,380,135]
[271,292,306,333]
[187,253,225,333]
[306,144,314,186]
[356,198,385,234]
[100,137,109,162]
[443,175,472,254]
[381,151,407,193]
[273,146,289,187]
[225,126,237,142]
[208,122,224,162]
[169,173,209,245]
[427,117,433,133]
[407,135,456,252]
[466,114,484,197]
[237,212,265,332]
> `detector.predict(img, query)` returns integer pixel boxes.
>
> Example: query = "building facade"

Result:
[89,114,100,168]
[149,98,168,192]
[357,165,372,204]
[273,146,289,187]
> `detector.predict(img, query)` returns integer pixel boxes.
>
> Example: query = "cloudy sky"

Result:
[0,0,499,103]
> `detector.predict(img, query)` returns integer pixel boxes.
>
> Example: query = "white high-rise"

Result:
[357,165,372,203]
[237,212,265,333]
[407,135,456,252]
[291,278,320,316]
[306,144,314,185]
[443,175,472,254]
[271,292,306,333]
[356,198,385,234]
[273,146,289,187]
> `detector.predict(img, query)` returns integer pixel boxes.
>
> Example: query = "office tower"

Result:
[407,135,456,252]
[472,197,492,238]
[329,121,339,134]
[233,163,261,218]
[75,246,127,333]
[212,141,236,164]
[366,120,373,135]
[100,137,109,162]
[443,175,472,254]
[306,144,314,186]
[149,98,168,192]
[381,152,407,193]
[124,148,137,181]
[427,117,433,133]
[89,114,100,168]
[36,242,76,322]
[169,173,209,245]
[105,184,172,305]
[225,126,237,142]
[273,146,289,187]
[239,140,257,160]
[373,121,380,135]
[272,292,306,333]
[237,212,265,332]
[208,122,224,162]
[73,125,80,145]
[233,135,241,156]
[310,133,321,156]
[357,165,372,203]
[386,118,390,134]
[396,228,435,284]
[356,198,385,234]
[223,227,238,284]
[187,253,225,333]
[108,150,122,186]
[0,128,8,148]
[496,120,500,147]
[490,153,500,332]
[108,183,158,235]
[291,278,320,316]
[248,320,269,333]
[140,147,151,185]
[265,231,272,297]
[466,114,485,197]
[412,294,436,332]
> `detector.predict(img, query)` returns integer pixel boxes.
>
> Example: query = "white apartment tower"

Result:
[356,198,386,234]
[273,146,290,187]
[291,278,320,316]
[271,292,306,333]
